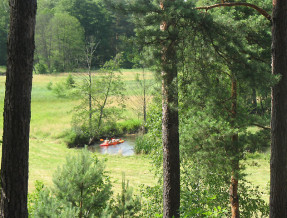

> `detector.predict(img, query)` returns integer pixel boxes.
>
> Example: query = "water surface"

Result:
[90,135,136,156]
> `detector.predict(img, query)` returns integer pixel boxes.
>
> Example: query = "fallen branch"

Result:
[195,2,271,22]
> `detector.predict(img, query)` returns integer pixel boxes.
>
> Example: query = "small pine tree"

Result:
[102,173,141,218]
[34,149,112,217]
[65,74,76,88]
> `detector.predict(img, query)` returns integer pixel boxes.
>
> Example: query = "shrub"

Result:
[46,81,53,90]
[65,74,76,88]
[134,135,153,154]
[63,120,141,148]
[34,188,78,218]
[102,174,141,217]
[35,62,48,74]
[139,185,162,217]
[118,119,142,134]
[62,128,90,148]
[33,149,112,217]
[28,180,45,217]
[52,82,67,98]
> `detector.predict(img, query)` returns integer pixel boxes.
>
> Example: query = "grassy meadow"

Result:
[0,68,270,203]
[0,69,157,193]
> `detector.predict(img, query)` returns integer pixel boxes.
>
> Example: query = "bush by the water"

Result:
[62,128,90,148]
[63,119,142,148]
[134,135,153,154]
[117,119,142,134]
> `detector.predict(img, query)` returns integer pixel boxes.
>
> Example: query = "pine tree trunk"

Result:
[162,42,180,218]
[230,78,240,218]
[270,0,287,216]
[0,0,37,217]
[160,1,180,217]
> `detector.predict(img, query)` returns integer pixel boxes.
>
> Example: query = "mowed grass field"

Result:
[0,69,157,193]
[0,68,270,202]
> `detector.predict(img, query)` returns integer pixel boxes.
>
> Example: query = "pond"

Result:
[89,135,137,156]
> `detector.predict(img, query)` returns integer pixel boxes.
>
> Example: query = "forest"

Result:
[0,0,286,217]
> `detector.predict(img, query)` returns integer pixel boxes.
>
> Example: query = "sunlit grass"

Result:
[0,70,156,193]
[243,151,270,203]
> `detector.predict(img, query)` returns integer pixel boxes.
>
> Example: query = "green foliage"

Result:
[238,180,269,217]
[71,55,126,145]
[48,13,85,71]
[35,0,135,69]
[139,185,162,217]
[28,180,45,216]
[46,81,53,90]
[34,188,79,217]
[35,10,85,72]
[35,62,48,74]
[64,119,141,147]
[117,119,141,134]
[134,135,153,155]
[33,149,112,217]
[102,174,141,217]
[50,74,77,98]
[62,127,90,148]
[133,5,271,212]
[65,74,76,88]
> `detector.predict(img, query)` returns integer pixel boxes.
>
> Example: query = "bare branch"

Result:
[195,2,271,22]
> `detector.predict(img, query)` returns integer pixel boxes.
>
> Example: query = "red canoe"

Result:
[100,139,124,146]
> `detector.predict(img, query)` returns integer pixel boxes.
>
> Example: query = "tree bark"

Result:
[160,1,180,217]
[0,0,37,217]
[270,0,287,217]
[229,77,240,218]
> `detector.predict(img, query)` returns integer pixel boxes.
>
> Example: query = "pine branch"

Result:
[250,123,270,130]
[195,2,271,22]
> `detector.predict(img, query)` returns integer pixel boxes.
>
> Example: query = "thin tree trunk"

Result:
[251,88,257,114]
[0,0,37,217]
[98,75,112,129]
[160,1,180,217]
[270,0,287,216]
[89,70,92,132]
[143,68,147,124]
[229,77,240,218]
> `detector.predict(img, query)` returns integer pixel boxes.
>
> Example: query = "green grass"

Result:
[98,155,155,193]
[0,69,156,193]
[243,151,270,203]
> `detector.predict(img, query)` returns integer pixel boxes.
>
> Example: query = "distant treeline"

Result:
[0,0,135,72]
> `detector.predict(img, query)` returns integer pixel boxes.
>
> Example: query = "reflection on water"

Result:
[89,135,136,156]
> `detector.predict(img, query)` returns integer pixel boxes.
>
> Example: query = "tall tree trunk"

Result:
[270,0,287,216]
[160,1,180,217]
[0,0,37,217]
[229,78,240,218]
